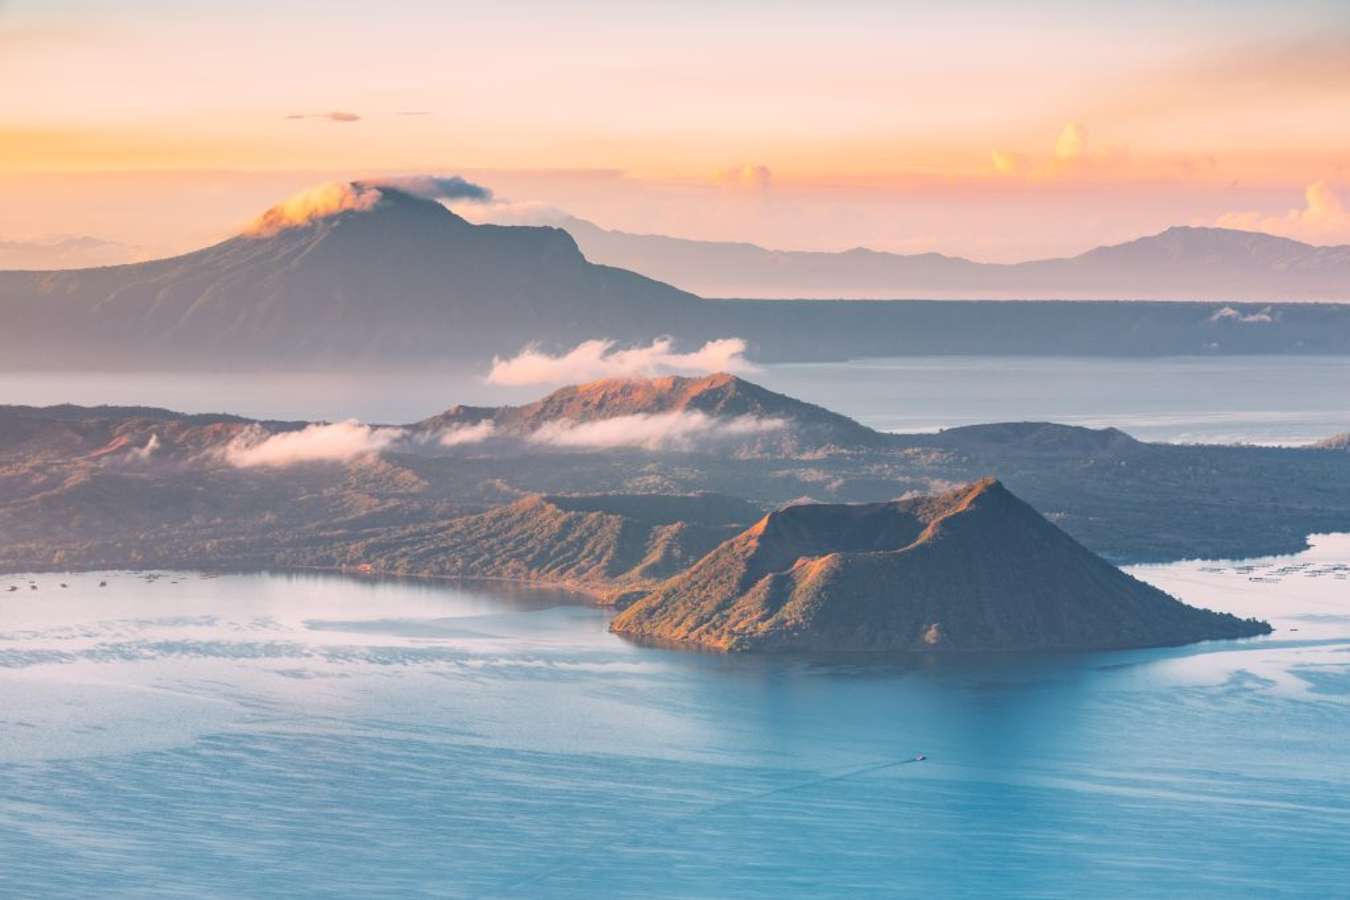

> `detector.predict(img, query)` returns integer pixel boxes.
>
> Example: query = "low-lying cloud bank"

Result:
[528,410,784,451]
[438,421,497,447]
[216,410,781,464]
[488,337,755,387]
[223,421,404,467]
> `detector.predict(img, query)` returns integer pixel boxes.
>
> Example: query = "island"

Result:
[610,479,1272,652]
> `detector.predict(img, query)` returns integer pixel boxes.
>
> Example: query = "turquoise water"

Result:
[1,542,1349,898]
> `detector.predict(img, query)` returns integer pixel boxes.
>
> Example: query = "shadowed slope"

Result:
[611,479,1271,652]
[289,492,763,597]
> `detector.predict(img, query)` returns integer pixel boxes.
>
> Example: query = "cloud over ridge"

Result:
[487,337,756,387]
[242,175,493,237]
[368,175,493,203]
[527,410,784,451]
[223,421,404,467]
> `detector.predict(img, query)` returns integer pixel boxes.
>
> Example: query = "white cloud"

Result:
[1216,181,1350,244]
[223,421,403,467]
[487,337,756,387]
[438,421,496,447]
[527,411,784,451]
[1209,305,1274,324]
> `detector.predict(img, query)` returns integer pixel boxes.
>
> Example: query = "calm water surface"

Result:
[5,355,1350,444]
[1,539,1348,898]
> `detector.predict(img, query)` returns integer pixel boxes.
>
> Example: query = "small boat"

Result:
[99,581,107,587]
[915,754,927,761]
[60,583,68,589]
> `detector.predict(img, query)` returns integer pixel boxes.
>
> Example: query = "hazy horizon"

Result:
[3,0,1349,263]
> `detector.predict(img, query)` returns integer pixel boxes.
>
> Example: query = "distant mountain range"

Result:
[553,215,1350,301]
[611,478,1271,652]
[5,182,1350,369]
[0,235,141,270]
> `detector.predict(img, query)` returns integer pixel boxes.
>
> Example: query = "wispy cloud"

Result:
[487,337,755,387]
[284,111,361,123]
[223,421,403,468]
[527,411,783,451]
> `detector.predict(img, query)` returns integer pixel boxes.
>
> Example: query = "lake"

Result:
[2,538,1347,897]
[4,355,1350,445]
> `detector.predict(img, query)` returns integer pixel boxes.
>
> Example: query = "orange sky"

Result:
[2,0,1348,259]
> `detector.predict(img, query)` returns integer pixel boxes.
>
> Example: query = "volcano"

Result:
[610,478,1271,652]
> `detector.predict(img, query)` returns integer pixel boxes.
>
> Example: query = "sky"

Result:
[2,0,1349,261]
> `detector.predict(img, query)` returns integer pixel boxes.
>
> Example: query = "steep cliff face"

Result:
[611,479,1271,652]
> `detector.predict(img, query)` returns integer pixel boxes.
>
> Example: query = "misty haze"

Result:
[3,2,1349,898]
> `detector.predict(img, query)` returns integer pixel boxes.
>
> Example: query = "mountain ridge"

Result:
[552,215,1350,300]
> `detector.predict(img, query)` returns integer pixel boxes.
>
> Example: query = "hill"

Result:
[418,373,885,454]
[611,479,1271,652]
